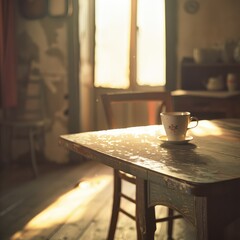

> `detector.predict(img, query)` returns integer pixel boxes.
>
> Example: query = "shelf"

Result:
[172,90,240,119]
[181,60,240,90]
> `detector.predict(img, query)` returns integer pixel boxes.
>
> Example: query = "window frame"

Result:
[93,0,177,91]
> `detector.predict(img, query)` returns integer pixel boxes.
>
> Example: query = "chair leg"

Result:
[167,208,174,240]
[3,125,13,163]
[39,126,45,154]
[9,126,15,161]
[107,169,122,240]
[29,128,38,177]
[0,124,7,163]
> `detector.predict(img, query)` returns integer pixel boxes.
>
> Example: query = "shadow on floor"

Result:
[0,151,78,195]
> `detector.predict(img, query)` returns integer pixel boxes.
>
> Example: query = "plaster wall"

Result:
[16,8,69,163]
[177,0,240,86]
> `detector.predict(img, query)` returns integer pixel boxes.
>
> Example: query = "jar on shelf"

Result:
[226,73,238,91]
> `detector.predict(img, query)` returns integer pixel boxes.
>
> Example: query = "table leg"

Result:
[195,197,222,240]
[195,194,240,240]
[136,178,156,240]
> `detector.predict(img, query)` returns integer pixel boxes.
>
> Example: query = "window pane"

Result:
[94,0,131,88]
[137,0,166,86]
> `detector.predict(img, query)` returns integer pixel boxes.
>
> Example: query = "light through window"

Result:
[94,0,166,89]
[137,0,166,86]
[94,0,131,88]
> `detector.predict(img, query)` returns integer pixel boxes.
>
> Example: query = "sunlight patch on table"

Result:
[190,120,223,137]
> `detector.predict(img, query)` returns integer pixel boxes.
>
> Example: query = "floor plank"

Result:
[80,180,137,240]
[0,160,196,240]
[49,166,113,240]
[3,159,238,240]
[0,161,108,239]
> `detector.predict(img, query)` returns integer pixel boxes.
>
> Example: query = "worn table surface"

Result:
[59,119,240,191]
[172,89,240,98]
[59,119,240,239]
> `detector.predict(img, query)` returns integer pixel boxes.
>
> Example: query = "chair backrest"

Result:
[101,91,173,129]
[7,77,46,122]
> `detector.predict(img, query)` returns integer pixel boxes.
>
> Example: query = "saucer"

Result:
[158,135,193,145]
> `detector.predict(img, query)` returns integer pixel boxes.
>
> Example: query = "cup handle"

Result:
[187,116,198,130]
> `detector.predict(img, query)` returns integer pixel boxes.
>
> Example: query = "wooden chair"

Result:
[101,91,181,240]
[0,76,49,177]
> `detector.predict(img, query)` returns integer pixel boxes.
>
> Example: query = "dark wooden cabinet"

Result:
[181,62,240,90]
[172,90,240,120]
[173,60,240,120]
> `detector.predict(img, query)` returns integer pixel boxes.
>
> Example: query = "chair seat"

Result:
[0,76,49,177]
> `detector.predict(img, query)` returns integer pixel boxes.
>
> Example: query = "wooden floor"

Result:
[0,158,238,240]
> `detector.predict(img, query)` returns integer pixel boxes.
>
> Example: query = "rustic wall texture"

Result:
[16,6,69,163]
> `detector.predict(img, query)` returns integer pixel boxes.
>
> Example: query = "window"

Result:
[94,0,166,89]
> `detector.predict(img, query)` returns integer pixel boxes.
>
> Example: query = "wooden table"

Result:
[172,90,240,119]
[59,119,240,240]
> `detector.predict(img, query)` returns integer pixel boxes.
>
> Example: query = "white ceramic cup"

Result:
[160,112,198,141]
